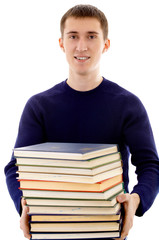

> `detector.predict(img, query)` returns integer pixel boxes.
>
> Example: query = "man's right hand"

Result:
[20,198,31,239]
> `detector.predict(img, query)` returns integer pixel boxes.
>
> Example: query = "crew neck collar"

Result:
[64,77,105,95]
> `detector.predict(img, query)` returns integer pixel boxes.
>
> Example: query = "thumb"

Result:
[21,198,29,216]
[21,198,27,207]
[116,193,128,203]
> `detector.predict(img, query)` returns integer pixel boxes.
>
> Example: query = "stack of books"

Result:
[14,142,125,239]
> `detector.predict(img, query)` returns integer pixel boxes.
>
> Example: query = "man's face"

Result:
[59,17,109,77]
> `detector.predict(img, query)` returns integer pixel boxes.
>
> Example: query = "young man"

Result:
[5,4,159,240]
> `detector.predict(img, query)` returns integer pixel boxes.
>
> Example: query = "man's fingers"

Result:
[115,193,136,239]
[20,198,31,239]
[120,210,133,239]
[116,193,129,203]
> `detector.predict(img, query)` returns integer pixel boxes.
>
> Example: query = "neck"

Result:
[67,71,103,92]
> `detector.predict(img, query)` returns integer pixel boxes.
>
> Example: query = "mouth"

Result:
[74,56,90,62]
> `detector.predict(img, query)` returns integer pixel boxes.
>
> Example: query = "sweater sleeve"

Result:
[122,94,159,216]
[4,96,45,215]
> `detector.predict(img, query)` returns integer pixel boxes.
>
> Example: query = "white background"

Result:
[0,0,159,239]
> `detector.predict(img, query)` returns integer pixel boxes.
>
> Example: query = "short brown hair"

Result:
[60,4,108,40]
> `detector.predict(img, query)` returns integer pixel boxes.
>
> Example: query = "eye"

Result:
[69,35,77,39]
[88,35,96,39]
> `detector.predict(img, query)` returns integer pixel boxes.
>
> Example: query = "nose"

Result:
[76,38,88,52]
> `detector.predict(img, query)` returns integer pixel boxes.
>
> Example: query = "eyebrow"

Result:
[66,31,99,35]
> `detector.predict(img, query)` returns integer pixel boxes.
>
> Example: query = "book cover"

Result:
[29,213,121,222]
[25,190,124,207]
[21,183,124,200]
[30,231,120,239]
[27,203,121,215]
[30,221,120,232]
[17,167,123,184]
[16,159,122,176]
[19,174,123,193]
[16,152,121,168]
[14,142,118,160]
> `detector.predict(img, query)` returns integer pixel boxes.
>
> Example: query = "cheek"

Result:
[93,42,105,54]
[64,45,75,60]
[93,48,104,61]
[65,52,72,63]
[63,47,72,59]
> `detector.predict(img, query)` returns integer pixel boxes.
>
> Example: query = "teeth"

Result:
[76,57,89,60]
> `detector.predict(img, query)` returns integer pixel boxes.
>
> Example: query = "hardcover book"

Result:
[30,231,121,239]
[25,190,123,207]
[29,213,121,222]
[30,221,120,232]
[17,167,123,184]
[16,159,122,175]
[14,142,118,160]
[21,182,124,200]
[18,174,123,193]
[28,202,121,215]
[16,152,121,168]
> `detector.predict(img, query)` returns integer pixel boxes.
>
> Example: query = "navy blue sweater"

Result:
[5,78,159,216]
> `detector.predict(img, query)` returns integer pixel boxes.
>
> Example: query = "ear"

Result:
[59,38,65,52]
[102,39,110,53]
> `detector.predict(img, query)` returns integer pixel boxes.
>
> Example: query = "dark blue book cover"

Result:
[14,142,118,160]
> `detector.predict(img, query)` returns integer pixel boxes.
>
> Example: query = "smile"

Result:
[74,56,90,60]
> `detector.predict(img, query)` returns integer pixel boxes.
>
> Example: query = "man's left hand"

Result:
[114,193,140,240]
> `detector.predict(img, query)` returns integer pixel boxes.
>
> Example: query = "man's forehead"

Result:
[64,17,102,33]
